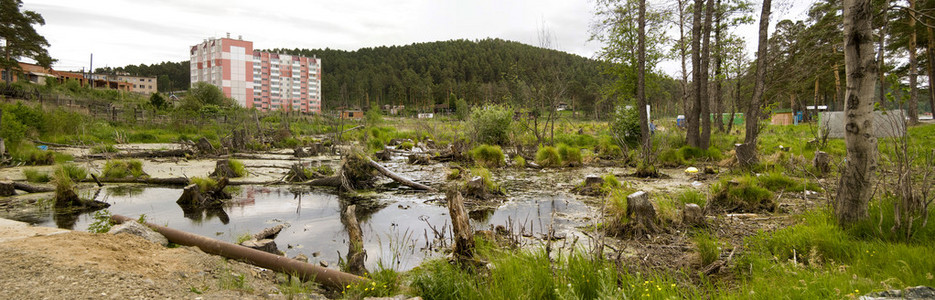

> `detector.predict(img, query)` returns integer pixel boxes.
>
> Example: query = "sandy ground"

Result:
[0,218,327,299]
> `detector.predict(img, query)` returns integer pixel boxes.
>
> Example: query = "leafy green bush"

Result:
[102,159,145,179]
[469,105,513,145]
[557,143,582,166]
[601,174,622,193]
[535,146,562,167]
[470,144,505,168]
[23,169,51,183]
[595,136,623,158]
[609,105,641,147]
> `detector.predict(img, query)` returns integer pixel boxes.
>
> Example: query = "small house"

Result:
[340,110,364,119]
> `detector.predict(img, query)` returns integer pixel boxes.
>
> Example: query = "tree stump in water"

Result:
[287,164,309,182]
[176,184,205,206]
[341,205,367,276]
[196,137,215,155]
[55,188,109,210]
[374,149,391,161]
[210,160,238,178]
[447,189,475,263]
[293,147,309,158]
[626,191,658,235]
[464,176,493,200]
[813,151,831,175]
[735,143,758,168]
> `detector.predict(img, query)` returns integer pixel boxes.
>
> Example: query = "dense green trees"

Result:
[0,0,53,82]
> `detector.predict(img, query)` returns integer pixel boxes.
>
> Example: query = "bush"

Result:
[595,137,623,158]
[470,144,505,168]
[609,105,641,147]
[398,141,414,151]
[601,174,622,193]
[556,143,582,166]
[513,155,526,168]
[23,169,51,183]
[102,159,146,179]
[469,105,513,145]
[11,145,56,165]
[535,146,562,167]
[56,163,88,181]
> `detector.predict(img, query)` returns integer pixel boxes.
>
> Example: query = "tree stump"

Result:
[240,239,280,255]
[287,164,309,182]
[447,189,475,262]
[232,129,246,151]
[374,150,391,161]
[573,175,604,196]
[196,137,215,154]
[341,205,368,276]
[813,151,831,175]
[293,147,309,158]
[626,191,658,235]
[176,184,204,206]
[210,160,238,178]
[735,143,758,168]
[0,181,15,197]
[682,203,705,227]
[464,176,493,200]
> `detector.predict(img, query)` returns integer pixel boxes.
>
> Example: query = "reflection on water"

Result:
[7,185,588,271]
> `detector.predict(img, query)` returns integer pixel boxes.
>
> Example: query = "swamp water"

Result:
[7,184,591,271]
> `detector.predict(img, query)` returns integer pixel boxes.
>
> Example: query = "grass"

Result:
[55,163,87,181]
[710,175,775,212]
[23,169,51,183]
[102,159,145,179]
[694,232,721,266]
[191,176,218,192]
[227,159,247,177]
[469,144,505,168]
[90,144,119,154]
[342,266,400,299]
[675,189,707,208]
[468,167,499,192]
[513,155,526,168]
[557,143,582,166]
[535,145,562,167]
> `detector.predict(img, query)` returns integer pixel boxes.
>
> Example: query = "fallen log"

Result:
[340,125,364,134]
[85,149,194,159]
[12,182,55,193]
[89,177,191,185]
[308,176,342,188]
[33,140,89,149]
[110,214,364,290]
[368,158,434,191]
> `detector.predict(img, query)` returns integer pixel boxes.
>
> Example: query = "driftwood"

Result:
[91,177,191,185]
[33,140,90,149]
[368,158,434,191]
[86,149,193,159]
[341,204,367,276]
[447,190,474,262]
[12,182,55,193]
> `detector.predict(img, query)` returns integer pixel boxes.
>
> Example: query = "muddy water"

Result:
[4,184,589,271]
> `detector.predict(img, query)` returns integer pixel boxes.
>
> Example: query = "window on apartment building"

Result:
[149,85,152,89]
[140,79,145,82]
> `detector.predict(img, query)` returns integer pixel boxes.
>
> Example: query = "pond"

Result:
[5,184,591,271]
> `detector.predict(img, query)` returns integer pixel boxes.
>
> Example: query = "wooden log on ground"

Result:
[367,158,434,191]
[85,149,194,159]
[0,181,16,196]
[12,182,55,193]
[626,191,658,235]
[33,140,90,149]
[341,205,368,276]
[447,190,475,262]
[92,177,191,185]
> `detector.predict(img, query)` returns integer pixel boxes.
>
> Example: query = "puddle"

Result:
[1,184,589,271]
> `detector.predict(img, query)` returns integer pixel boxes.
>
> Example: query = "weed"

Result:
[136,214,148,224]
[535,145,562,167]
[23,169,51,183]
[469,167,499,192]
[469,144,505,168]
[235,232,253,244]
[217,260,253,292]
[513,155,526,168]
[87,209,113,233]
[398,141,414,151]
[710,176,774,212]
[675,189,707,208]
[343,266,400,299]
[278,273,320,296]
[447,168,461,180]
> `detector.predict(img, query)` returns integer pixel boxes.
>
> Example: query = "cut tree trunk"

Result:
[682,203,705,227]
[447,190,475,262]
[210,160,238,178]
[813,151,831,175]
[699,0,716,149]
[836,0,878,226]
[626,191,658,235]
[0,181,16,196]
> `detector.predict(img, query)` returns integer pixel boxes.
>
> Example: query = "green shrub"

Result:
[228,159,246,177]
[535,146,562,167]
[710,176,774,212]
[601,174,622,193]
[470,144,505,168]
[469,105,513,145]
[343,266,400,299]
[675,189,706,208]
[609,105,641,147]
[102,159,146,179]
[87,209,114,233]
[556,143,582,166]
[56,163,87,181]
[23,169,51,183]
[90,144,119,154]
[596,137,623,158]
[694,232,721,266]
[368,138,386,152]
[513,155,526,168]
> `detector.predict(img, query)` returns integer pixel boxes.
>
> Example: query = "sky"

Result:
[21,0,815,77]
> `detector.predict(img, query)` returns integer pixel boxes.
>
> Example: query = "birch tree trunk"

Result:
[836,0,878,226]
[737,0,771,167]
[699,0,716,149]
[637,0,651,162]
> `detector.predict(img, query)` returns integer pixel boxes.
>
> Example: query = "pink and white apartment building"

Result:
[190,35,322,113]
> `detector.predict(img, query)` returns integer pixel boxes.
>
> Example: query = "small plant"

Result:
[136,214,148,224]
[675,189,706,208]
[55,163,87,181]
[235,232,253,244]
[191,176,218,192]
[87,209,114,233]
[710,176,774,212]
[694,232,721,266]
[535,145,562,167]
[90,144,119,154]
[470,144,505,168]
[23,169,51,183]
[601,174,622,193]
[398,141,414,151]
[102,159,146,179]
[513,155,526,168]
[227,159,247,177]
[556,143,582,166]
[279,273,320,296]
[343,267,400,298]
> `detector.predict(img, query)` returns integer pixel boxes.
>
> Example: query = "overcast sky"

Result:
[22,0,814,77]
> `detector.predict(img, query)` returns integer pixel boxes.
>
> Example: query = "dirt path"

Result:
[0,218,326,299]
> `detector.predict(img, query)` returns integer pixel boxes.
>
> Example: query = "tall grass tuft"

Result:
[535,145,562,167]
[557,143,582,166]
[227,159,247,177]
[102,159,145,179]
[694,232,721,266]
[23,169,51,183]
[469,144,505,168]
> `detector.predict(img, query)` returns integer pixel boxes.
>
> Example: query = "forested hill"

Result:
[270,38,606,113]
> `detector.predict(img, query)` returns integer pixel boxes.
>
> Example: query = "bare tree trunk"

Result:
[699,0,716,149]
[907,0,919,124]
[836,0,878,226]
[678,0,691,130]
[341,205,367,276]
[928,27,935,117]
[637,0,651,164]
[737,0,771,167]
[688,0,705,148]
[833,46,843,110]
[877,3,889,106]
[713,0,724,132]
